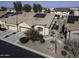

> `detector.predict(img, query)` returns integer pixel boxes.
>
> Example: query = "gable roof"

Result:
[0,12,55,28]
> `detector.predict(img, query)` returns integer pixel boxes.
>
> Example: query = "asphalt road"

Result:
[0,40,45,58]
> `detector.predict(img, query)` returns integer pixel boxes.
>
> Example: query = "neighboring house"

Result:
[73,10,79,16]
[54,8,70,17]
[7,8,16,13]
[65,13,79,31]
[0,12,55,35]
[70,8,79,16]
[0,11,8,18]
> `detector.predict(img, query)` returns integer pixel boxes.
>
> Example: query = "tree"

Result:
[44,8,48,13]
[47,8,51,13]
[33,4,38,12]
[13,1,22,12]
[33,4,42,12]
[24,28,45,43]
[37,4,42,12]
[1,6,7,11]
[70,10,74,15]
[61,50,67,57]
[44,8,51,13]
[23,4,31,12]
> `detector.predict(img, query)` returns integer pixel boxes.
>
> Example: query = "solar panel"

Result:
[67,16,79,23]
[34,13,47,18]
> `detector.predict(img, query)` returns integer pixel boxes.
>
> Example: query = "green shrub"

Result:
[1,28,7,31]
[50,40,55,43]
[20,37,29,43]
[55,25,59,30]
[40,39,45,43]
[64,46,69,50]
[25,28,45,43]
[61,50,67,57]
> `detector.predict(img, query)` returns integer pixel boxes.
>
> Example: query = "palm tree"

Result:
[37,4,42,12]
[23,4,31,12]
[13,1,22,32]
[33,4,43,12]
[13,1,22,12]
[33,4,38,12]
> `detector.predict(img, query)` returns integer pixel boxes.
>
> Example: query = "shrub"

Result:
[50,40,55,43]
[55,25,59,30]
[61,50,67,57]
[20,37,29,43]
[40,39,45,43]
[64,45,69,50]
[1,28,7,31]
[25,28,45,43]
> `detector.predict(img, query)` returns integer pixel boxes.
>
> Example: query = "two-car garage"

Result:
[7,22,31,32]
[19,22,31,32]
[8,25,17,32]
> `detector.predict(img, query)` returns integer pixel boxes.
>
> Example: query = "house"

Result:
[7,8,16,13]
[65,15,79,31]
[0,12,55,35]
[54,8,70,17]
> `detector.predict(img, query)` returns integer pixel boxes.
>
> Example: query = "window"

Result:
[37,27,43,31]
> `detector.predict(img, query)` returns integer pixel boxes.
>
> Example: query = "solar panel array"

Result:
[67,16,79,23]
[34,13,47,18]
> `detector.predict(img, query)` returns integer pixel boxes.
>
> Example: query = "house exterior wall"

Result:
[74,11,79,16]
[0,20,50,35]
[20,27,30,32]
[8,25,17,32]
[34,25,49,35]
[19,22,31,32]
[0,21,7,28]
[55,11,69,16]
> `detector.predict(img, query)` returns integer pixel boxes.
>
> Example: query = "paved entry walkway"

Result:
[0,32,26,43]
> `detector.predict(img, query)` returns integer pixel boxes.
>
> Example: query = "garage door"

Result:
[9,26,17,32]
[20,27,28,32]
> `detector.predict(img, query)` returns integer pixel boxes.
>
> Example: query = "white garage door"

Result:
[9,26,17,32]
[20,27,28,32]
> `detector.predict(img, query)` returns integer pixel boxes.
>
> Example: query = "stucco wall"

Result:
[19,22,31,32]
[34,25,49,35]
[55,12,69,16]
[8,25,17,32]
[0,21,7,28]
[74,11,79,16]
